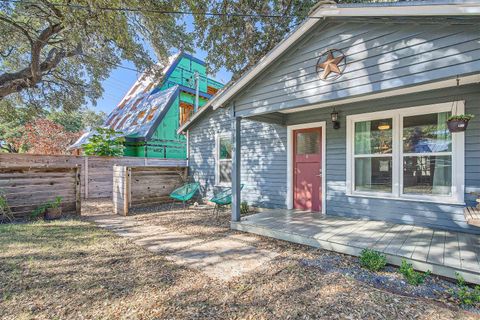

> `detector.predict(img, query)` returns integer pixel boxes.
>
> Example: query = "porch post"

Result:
[231,108,241,222]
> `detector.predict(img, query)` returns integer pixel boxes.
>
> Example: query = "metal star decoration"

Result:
[316,50,345,80]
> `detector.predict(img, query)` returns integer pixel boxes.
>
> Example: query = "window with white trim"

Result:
[216,134,232,185]
[346,102,464,204]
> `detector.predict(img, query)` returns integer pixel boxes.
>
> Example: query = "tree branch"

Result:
[0,21,83,100]
[0,15,33,45]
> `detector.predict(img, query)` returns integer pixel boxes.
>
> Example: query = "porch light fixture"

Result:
[331,108,340,129]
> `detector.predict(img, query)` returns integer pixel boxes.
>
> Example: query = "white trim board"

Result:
[345,101,465,205]
[287,121,327,214]
[264,74,480,115]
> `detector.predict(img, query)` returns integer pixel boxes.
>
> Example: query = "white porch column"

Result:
[231,111,241,222]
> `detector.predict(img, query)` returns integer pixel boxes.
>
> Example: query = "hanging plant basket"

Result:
[447,114,474,133]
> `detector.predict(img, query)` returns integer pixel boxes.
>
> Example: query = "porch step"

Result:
[464,207,480,227]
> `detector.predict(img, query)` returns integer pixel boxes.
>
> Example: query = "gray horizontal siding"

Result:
[189,88,480,233]
[285,84,480,234]
[234,20,480,116]
[188,106,288,209]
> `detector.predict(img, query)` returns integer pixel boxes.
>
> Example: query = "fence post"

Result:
[75,166,82,215]
[84,156,89,199]
[127,167,132,211]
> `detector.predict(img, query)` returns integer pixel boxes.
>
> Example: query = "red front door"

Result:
[293,127,322,212]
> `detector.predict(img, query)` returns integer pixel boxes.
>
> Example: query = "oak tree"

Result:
[0,0,192,110]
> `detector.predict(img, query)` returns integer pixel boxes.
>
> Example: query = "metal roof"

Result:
[70,86,179,149]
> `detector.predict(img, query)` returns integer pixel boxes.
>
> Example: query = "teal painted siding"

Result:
[127,54,223,158]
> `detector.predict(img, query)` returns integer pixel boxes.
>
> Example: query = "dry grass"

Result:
[0,201,477,319]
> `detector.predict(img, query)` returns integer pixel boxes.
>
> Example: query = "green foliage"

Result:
[0,0,192,111]
[187,0,317,76]
[50,196,63,209]
[47,109,106,132]
[0,102,105,153]
[359,249,387,271]
[399,259,430,286]
[30,197,63,220]
[0,189,13,222]
[0,102,44,153]
[448,114,475,122]
[240,201,249,214]
[449,273,480,306]
[83,128,125,157]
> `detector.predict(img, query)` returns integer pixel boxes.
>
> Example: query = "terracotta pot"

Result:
[45,207,62,220]
[447,119,469,133]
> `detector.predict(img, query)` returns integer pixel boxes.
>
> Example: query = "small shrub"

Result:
[240,201,249,214]
[399,259,430,285]
[30,203,49,220]
[0,189,13,223]
[449,273,480,306]
[83,127,125,157]
[50,196,62,209]
[359,249,387,271]
[30,196,63,220]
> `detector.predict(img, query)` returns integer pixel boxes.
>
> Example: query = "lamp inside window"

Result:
[377,122,390,130]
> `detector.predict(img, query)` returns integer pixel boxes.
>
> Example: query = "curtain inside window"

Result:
[432,112,450,194]
[355,121,372,188]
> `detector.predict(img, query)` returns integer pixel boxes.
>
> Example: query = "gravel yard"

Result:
[0,199,478,319]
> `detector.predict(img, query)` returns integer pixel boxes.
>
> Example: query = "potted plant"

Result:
[45,197,63,220]
[447,114,474,133]
[31,197,63,221]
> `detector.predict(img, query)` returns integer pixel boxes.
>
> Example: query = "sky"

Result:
[92,16,233,114]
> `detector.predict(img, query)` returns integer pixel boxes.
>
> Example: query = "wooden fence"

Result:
[0,166,81,220]
[113,166,188,216]
[0,154,187,199]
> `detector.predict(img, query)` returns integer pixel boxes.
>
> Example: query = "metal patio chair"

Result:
[210,184,244,217]
[169,182,200,212]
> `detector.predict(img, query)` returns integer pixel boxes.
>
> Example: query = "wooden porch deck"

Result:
[231,210,480,284]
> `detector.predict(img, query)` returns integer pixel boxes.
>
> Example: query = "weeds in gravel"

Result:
[359,249,387,272]
[240,201,249,215]
[449,273,480,306]
[399,259,430,285]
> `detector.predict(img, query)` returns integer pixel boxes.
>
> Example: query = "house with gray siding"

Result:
[180,0,480,240]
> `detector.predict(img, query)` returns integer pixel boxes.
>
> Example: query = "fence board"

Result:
[0,166,81,221]
[113,166,187,215]
[0,154,187,199]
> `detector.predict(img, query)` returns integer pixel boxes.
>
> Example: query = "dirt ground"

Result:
[0,199,477,320]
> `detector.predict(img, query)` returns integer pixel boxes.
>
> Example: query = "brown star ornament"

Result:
[317,50,345,80]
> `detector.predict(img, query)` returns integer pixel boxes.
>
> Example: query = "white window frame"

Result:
[346,101,465,205]
[215,133,232,186]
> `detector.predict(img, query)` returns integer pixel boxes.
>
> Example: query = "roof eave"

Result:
[180,2,480,131]
[210,2,480,111]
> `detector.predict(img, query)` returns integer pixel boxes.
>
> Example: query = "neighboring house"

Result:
[179,1,480,234]
[71,53,223,159]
